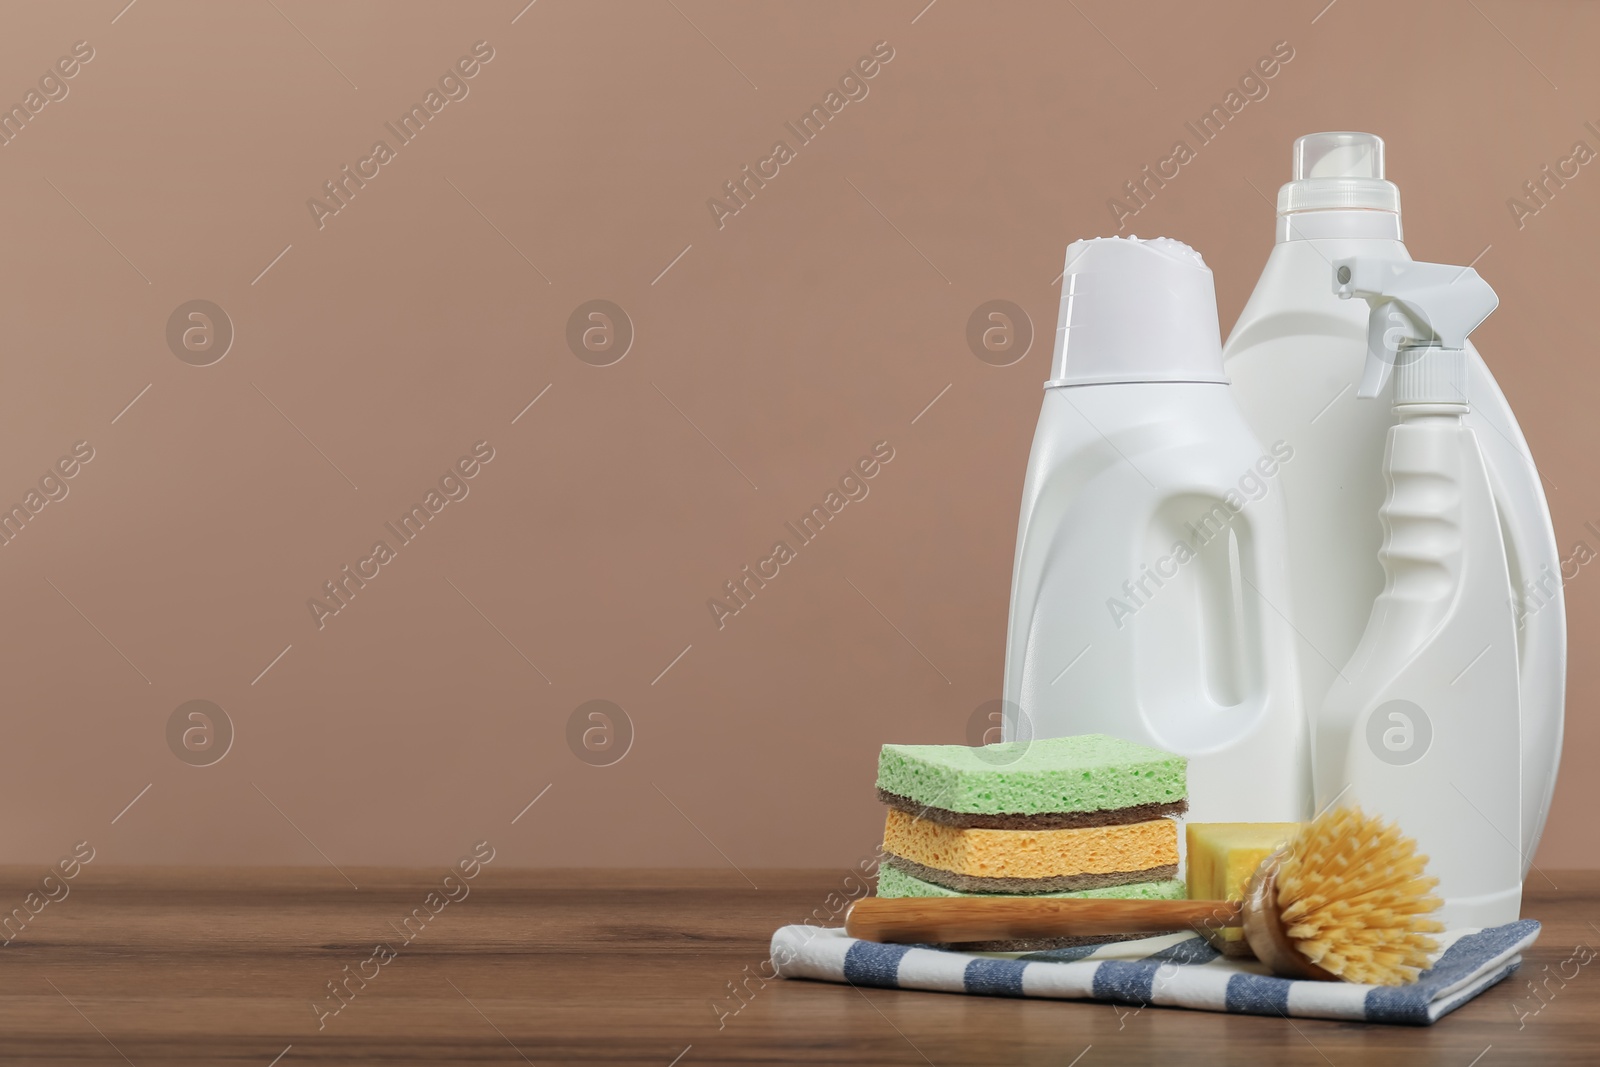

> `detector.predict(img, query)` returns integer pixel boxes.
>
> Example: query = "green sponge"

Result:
[876,733,1186,817]
[876,862,1187,901]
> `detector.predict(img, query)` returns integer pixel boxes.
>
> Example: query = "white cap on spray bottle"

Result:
[1047,236,1227,387]
[1332,256,1499,406]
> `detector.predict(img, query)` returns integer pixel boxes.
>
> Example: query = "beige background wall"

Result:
[0,0,1594,873]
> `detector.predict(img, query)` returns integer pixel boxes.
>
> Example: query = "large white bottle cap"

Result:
[1278,132,1401,215]
[1047,236,1226,387]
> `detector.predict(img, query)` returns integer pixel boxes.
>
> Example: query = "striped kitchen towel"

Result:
[770,919,1539,1024]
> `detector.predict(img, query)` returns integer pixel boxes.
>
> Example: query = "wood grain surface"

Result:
[0,866,1594,1065]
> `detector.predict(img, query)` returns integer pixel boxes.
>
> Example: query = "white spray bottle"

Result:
[1001,236,1308,824]
[1318,255,1521,929]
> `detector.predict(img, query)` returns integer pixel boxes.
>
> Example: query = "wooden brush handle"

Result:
[846,896,1243,944]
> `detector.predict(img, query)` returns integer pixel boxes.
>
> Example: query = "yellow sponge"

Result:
[882,807,1177,891]
[1185,822,1301,952]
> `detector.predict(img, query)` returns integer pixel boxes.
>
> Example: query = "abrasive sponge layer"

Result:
[876,734,1186,816]
[884,854,1179,894]
[876,863,1187,901]
[881,807,1178,881]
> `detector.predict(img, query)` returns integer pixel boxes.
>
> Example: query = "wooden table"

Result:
[2,867,1594,1065]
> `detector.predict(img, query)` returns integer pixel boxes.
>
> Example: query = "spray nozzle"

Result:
[1332,256,1498,404]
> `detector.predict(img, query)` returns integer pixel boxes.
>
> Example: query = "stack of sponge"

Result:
[874,733,1188,949]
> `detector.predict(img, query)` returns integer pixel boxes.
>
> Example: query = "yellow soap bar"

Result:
[1186,822,1301,949]
[882,807,1177,881]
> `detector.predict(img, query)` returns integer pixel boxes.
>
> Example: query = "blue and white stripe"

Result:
[769,919,1538,1024]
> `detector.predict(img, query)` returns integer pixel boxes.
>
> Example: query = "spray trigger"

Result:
[1332,257,1498,403]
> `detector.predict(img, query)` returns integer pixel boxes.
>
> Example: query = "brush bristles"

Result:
[1273,806,1444,986]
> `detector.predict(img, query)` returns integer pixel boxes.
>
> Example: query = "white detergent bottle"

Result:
[1001,236,1309,824]
[1222,133,1565,873]
[1317,256,1521,929]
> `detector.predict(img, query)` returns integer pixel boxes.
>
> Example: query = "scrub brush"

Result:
[846,806,1445,986]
